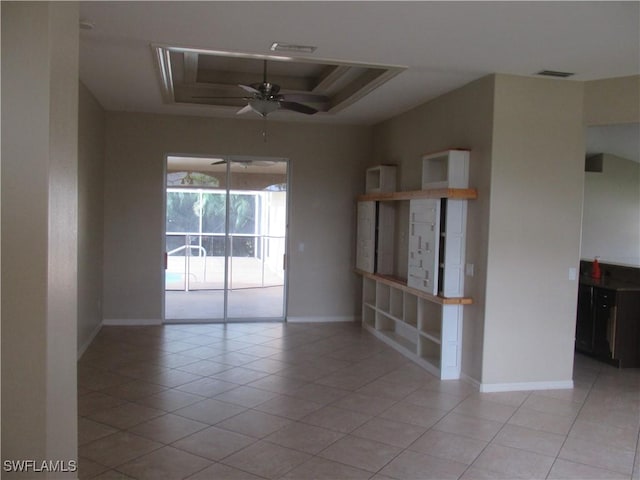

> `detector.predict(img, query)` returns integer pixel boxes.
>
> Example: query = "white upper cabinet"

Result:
[366,165,397,193]
[422,150,469,189]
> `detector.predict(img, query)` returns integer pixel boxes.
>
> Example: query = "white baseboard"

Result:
[102,318,163,326]
[77,322,102,360]
[287,316,357,323]
[479,379,574,393]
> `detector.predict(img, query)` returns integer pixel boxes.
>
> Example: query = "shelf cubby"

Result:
[390,288,404,319]
[380,328,418,355]
[363,277,376,305]
[375,311,395,332]
[362,305,376,329]
[419,336,442,370]
[422,149,469,190]
[404,294,418,327]
[418,299,442,341]
[376,282,390,311]
[366,165,397,193]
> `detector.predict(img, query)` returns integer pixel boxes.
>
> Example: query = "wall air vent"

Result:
[536,70,575,78]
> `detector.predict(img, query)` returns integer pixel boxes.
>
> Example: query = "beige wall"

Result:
[103,113,371,323]
[78,83,106,354]
[372,75,496,382]
[483,75,584,387]
[1,2,78,473]
[581,154,640,266]
[584,75,640,126]
[373,74,586,389]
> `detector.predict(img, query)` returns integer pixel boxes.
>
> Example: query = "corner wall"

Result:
[103,113,371,323]
[482,75,584,388]
[78,82,106,355]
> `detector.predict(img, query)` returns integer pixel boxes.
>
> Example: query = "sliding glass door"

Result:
[164,155,288,322]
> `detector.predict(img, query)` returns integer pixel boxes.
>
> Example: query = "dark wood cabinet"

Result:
[592,288,616,360]
[575,284,595,354]
[576,282,640,368]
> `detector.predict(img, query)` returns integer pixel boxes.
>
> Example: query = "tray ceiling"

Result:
[155,46,405,116]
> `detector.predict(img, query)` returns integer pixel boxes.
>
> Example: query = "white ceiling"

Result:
[79,1,639,126]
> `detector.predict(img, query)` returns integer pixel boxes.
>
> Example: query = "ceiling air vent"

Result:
[270,42,317,54]
[536,70,575,78]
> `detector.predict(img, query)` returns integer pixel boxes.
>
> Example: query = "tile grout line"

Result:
[541,364,635,480]
[454,388,535,479]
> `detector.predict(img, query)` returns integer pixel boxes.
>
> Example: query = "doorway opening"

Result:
[164,155,289,322]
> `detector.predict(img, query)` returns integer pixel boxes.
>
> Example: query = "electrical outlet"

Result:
[465,263,474,277]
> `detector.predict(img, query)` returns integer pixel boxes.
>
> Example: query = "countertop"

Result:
[579,275,640,292]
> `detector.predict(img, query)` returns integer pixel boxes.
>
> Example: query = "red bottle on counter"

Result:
[591,257,601,280]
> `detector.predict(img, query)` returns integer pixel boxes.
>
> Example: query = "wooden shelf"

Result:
[357,188,477,202]
[355,270,473,305]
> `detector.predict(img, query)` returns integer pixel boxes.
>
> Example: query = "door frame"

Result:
[162,153,290,323]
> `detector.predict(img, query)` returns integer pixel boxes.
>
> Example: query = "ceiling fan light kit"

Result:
[247,99,280,117]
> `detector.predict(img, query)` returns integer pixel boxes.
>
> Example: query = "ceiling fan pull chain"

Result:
[262,115,268,143]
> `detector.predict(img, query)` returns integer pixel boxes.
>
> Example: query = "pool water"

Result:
[165,272,183,283]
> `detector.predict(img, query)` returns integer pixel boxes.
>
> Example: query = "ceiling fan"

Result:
[194,60,328,118]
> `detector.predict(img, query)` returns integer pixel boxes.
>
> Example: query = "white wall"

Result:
[103,112,371,323]
[78,82,106,354]
[581,75,640,268]
[581,154,640,266]
[483,75,584,388]
[1,2,79,473]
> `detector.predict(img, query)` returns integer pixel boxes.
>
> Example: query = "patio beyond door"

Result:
[164,155,288,322]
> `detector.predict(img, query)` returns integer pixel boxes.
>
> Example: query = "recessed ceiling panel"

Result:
[154,46,406,117]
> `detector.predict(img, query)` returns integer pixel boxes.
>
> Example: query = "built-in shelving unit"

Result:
[356,150,473,380]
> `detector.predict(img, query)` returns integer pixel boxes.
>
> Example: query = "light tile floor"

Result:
[78,322,640,480]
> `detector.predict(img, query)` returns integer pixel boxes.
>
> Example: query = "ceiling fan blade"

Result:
[236,104,254,115]
[210,159,227,165]
[192,96,252,99]
[280,93,329,103]
[239,84,260,94]
[279,101,319,115]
